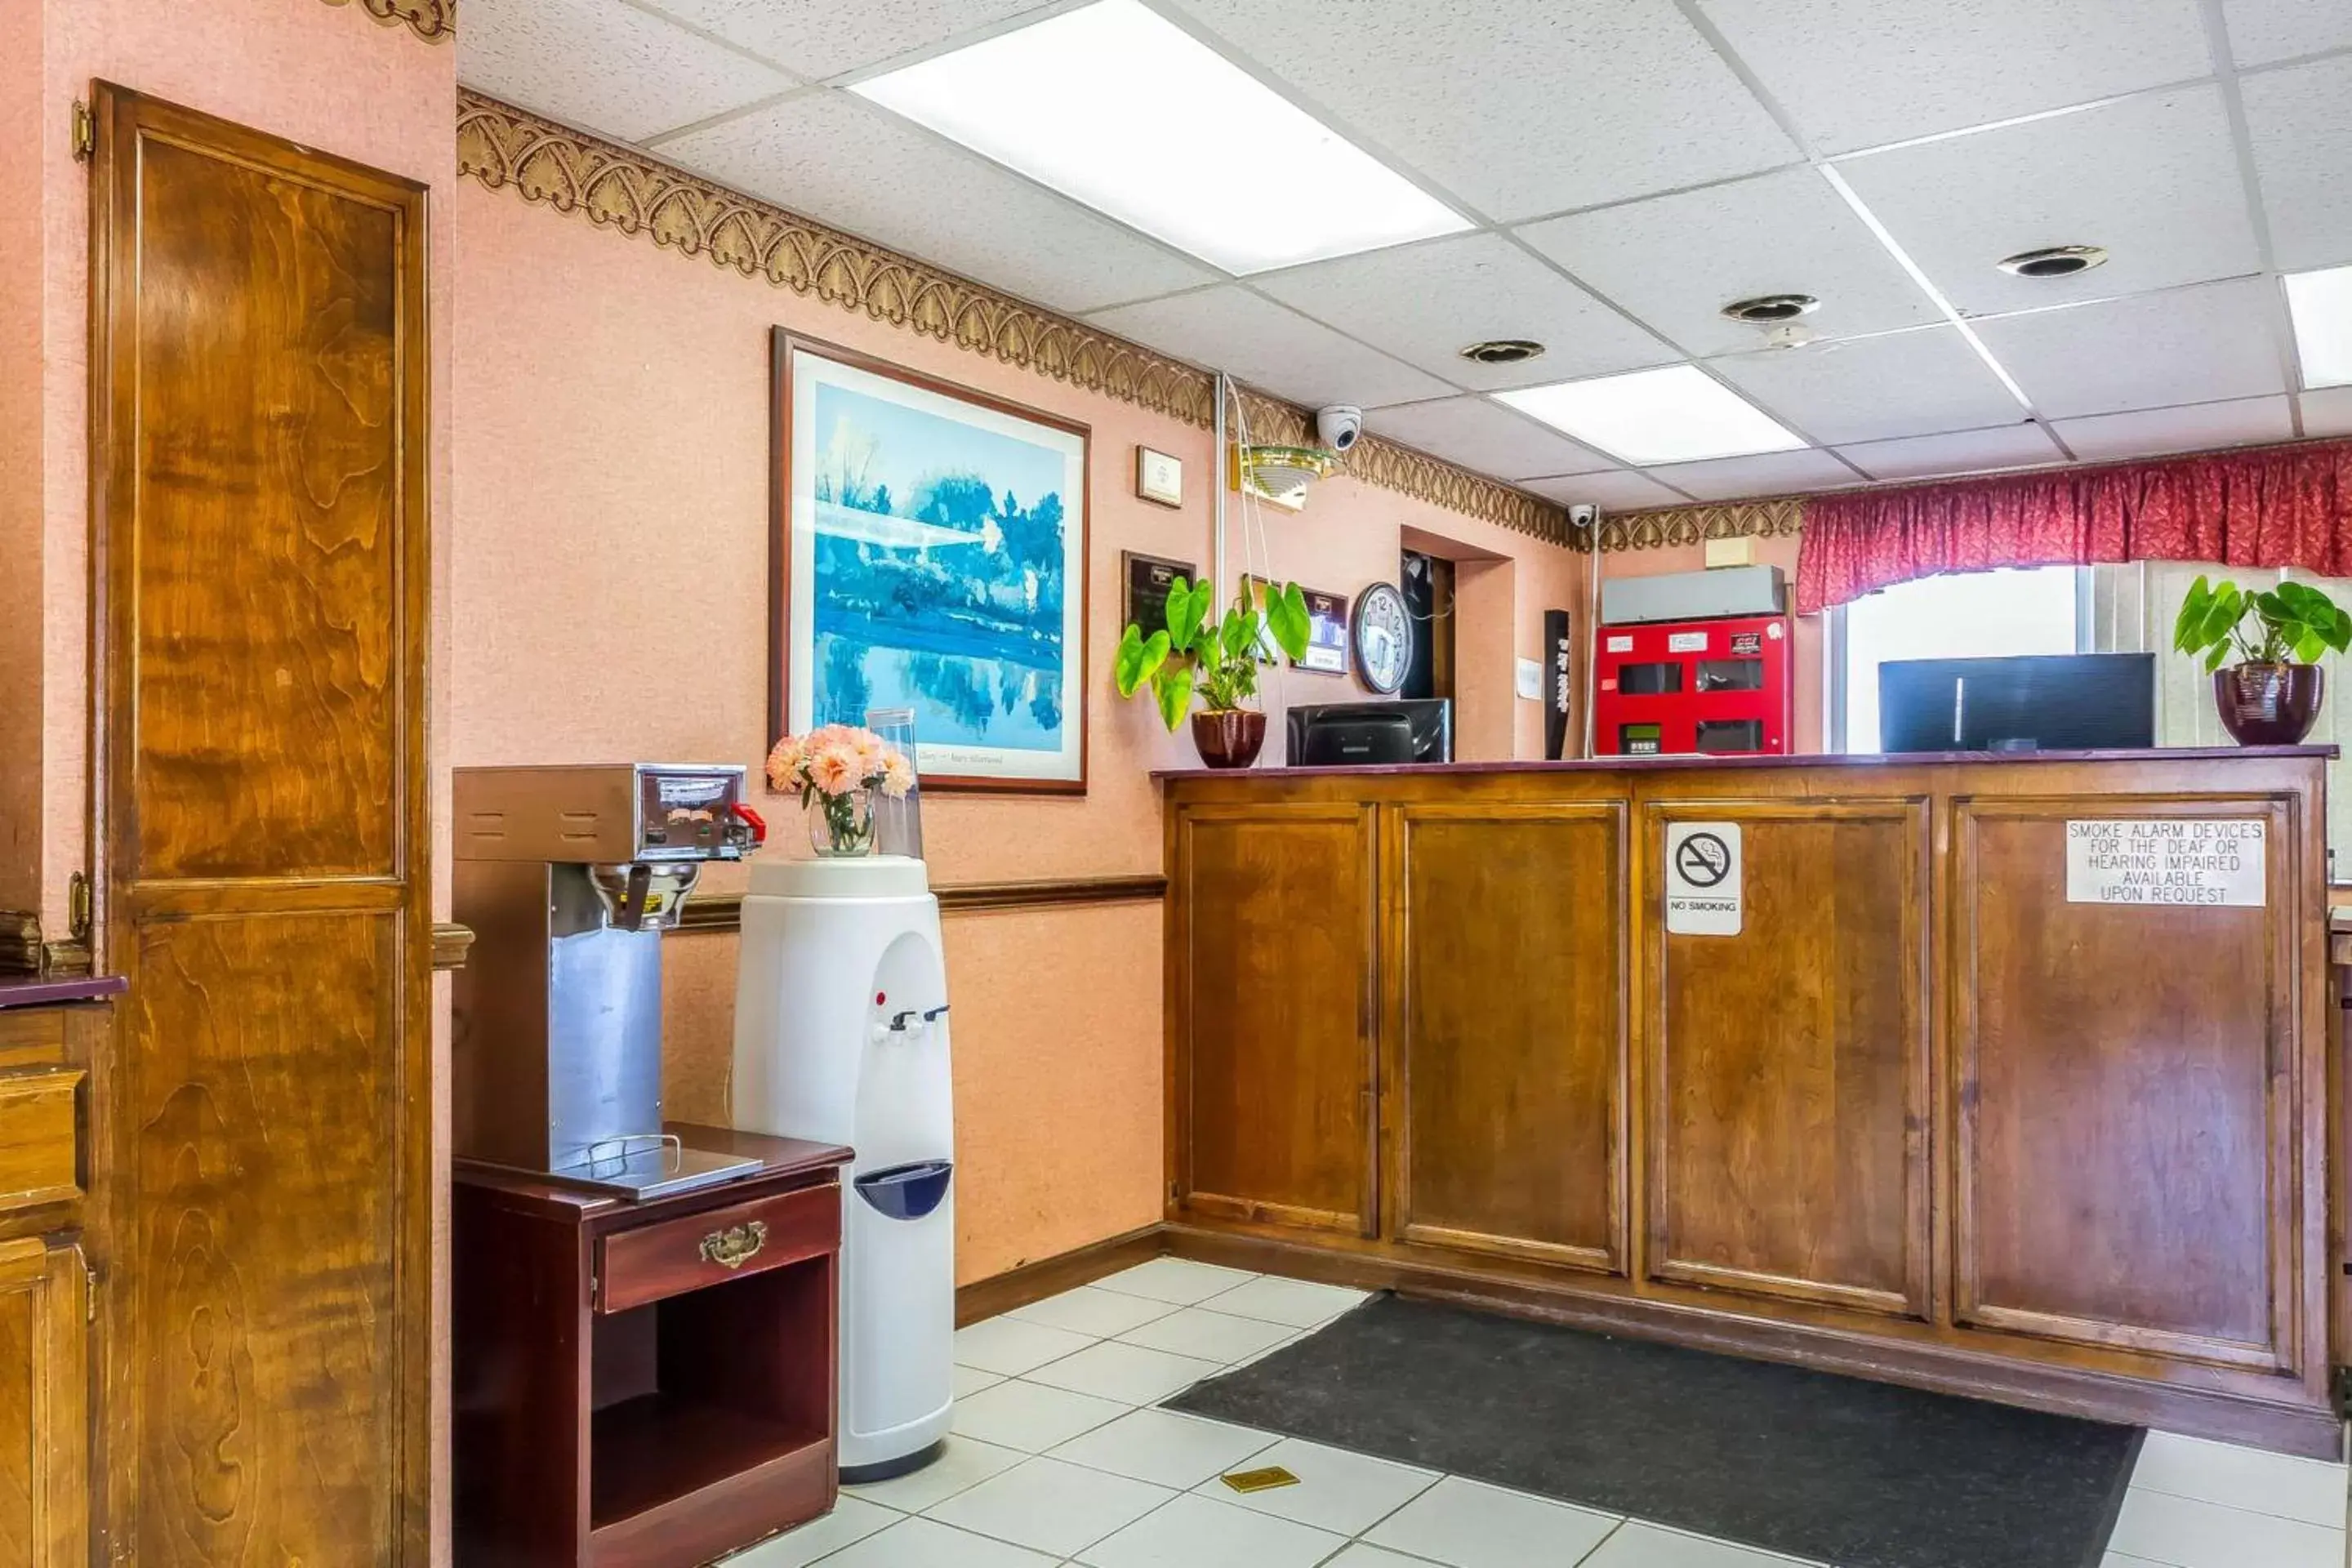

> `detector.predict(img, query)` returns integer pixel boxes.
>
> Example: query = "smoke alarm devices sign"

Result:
[1665,822,1742,935]
[2065,819,2265,907]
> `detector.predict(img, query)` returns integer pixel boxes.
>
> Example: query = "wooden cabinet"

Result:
[0,1239,87,1568]
[1164,751,2336,1455]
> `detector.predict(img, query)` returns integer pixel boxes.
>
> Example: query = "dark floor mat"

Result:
[1166,1293,2140,1568]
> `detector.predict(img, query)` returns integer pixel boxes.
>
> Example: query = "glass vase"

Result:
[806,788,876,858]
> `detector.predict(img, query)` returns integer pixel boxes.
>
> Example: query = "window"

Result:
[1835,565,2083,753]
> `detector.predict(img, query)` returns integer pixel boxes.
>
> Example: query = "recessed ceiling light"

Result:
[1494,365,1807,466]
[851,0,1469,275]
[1996,244,2109,278]
[1721,293,1819,323]
[2285,265,2352,390]
[1459,339,1547,366]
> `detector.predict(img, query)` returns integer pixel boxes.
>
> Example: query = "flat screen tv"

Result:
[1877,653,2155,753]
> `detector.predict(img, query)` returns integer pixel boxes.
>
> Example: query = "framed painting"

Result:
[771,331,1091,794]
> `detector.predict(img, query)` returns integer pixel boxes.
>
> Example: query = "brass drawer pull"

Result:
[698,1220,768,1270]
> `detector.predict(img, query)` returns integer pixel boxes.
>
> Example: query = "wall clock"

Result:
[1352,581,1411,695]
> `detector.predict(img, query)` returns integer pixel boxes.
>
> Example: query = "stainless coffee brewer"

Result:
[452,763,768,1197]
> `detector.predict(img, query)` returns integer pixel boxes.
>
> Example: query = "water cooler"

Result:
[733,854,955,1481]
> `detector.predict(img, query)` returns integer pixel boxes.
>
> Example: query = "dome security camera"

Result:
[1315,405,1364,453]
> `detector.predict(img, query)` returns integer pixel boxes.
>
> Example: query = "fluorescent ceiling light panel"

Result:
[850,0,1468,274]
[2286,265,2352,390]
[1495,365,1807,466]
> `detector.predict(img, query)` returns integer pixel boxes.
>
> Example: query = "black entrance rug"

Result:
[1166,1294,2140,1568]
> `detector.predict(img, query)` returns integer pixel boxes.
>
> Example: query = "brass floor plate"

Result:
[1219,1464,1300,1494]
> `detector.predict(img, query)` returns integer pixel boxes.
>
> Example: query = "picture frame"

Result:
[771,330,1090,794]
[1240,575,1351,676]
[1122,551,1197,638]
[1134,447,1183,508]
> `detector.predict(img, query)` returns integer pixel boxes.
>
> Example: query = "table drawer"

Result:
[0,1068,82,1210]
[596,1180,838,1315]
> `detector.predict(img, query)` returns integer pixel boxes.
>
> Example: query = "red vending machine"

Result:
[1592,612,1793,756]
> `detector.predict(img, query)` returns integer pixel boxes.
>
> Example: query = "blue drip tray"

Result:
[855,1158,954,1220]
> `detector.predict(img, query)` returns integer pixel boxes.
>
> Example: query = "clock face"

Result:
[1352,581,1412,695]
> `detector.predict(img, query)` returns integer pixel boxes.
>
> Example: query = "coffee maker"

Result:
[452,763,766,1197]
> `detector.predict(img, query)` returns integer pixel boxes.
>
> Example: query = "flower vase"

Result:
[806,788,876,857]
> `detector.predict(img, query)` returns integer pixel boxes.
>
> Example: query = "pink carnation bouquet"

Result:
[765,724,915,856]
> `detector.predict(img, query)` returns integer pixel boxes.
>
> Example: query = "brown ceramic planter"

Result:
[2212,662,2325,746]
[1191,709,1267,768]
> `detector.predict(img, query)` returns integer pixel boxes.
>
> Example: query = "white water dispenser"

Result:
[733,854,954,1481]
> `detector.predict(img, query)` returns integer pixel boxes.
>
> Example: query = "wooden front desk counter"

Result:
[1159,748,2340,1454]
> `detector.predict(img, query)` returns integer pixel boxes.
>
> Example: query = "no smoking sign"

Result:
[1665,822,1743,936]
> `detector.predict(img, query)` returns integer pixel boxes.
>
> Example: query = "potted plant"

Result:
[2173,575,2352,745]
[1114,574,1311,768]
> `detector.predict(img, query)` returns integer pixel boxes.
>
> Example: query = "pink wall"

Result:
[0,0,42,908]
[450,176,1588,1281]
[1592,534,1827,753]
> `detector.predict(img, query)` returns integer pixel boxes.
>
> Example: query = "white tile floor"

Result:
[724,1258,2352,1568]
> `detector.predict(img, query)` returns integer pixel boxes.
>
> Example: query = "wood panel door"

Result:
[90,86,432,1565]
[1645,800,1931,1318]
[1392,803,1628,1272]
[1173,804,1379,1236]
[1953,797,2305,1374]
[0,1239,87,1568]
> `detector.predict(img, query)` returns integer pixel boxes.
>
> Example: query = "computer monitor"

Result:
[1877,653,2155,753]
[1286,700,1453,765]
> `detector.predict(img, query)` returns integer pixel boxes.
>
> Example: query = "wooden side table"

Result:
[453,1125,854,1568]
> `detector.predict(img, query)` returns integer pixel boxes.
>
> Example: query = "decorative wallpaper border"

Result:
[1597,497,1803,553]
[455,91,1572,550]
[327,0,452,44]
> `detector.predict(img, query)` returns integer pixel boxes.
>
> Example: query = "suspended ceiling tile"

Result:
[1693,0,2215,155]
[1086,287,1458,408]
[1164,0,1797,220]
[1706,327,2027,445]
[659,93,1217,314]
[2221,0,2352,67]
[461,0,801,145]
[1365,396,1616,482]
[1518,470,1690,510]
[1642,448,1862,502]
[1836,86,2260,318]
[2051,395,2297,461]
[639,0,1049,78]
[2240,53,2352,270]
[2303,385,2352,436]
[1971,278,2289,419]
[1831,424,2066,480]
[1253,235,1673,392]
[1516,167,1942,358]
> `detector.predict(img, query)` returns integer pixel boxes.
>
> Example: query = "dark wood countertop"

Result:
[0,974,127,1009]
[1156,745,2336,782]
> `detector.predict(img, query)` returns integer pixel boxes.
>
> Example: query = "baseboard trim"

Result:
[955,1223,1168,1327]
[1161,1223,2344,1460]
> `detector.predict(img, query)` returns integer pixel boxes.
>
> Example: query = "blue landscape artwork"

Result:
[805,378,1076,764]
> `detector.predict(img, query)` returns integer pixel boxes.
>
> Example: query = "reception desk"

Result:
[1158,748,2339,1454]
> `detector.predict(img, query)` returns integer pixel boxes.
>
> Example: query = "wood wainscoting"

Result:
[1162,751,2340,1456]
[88,86,434,1563]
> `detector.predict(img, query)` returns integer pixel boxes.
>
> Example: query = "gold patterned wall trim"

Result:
[1596,497,1804,553]
[456,92,1575,550]
[324,0,453,44]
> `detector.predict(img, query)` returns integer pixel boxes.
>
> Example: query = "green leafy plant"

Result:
[1114,576,1312,730]
[2173,575,2352,672]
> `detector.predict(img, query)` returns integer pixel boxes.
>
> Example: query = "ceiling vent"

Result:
[1997,244,2109,278]
[1459,339,1547,366]
[1720,293,1819,323]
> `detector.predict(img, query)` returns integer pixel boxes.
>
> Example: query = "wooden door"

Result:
[1645,800,1932,1318]
[1953,797,2303,1373]
[1173,804,1379,1236]
[1392,802,1627,1271]
[90,85,431,1564]
[0,1239,87,1568]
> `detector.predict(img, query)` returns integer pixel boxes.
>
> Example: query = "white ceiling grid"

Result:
[461,0,2352,510]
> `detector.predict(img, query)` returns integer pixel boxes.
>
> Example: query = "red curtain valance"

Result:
[1794,439,2352,614]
